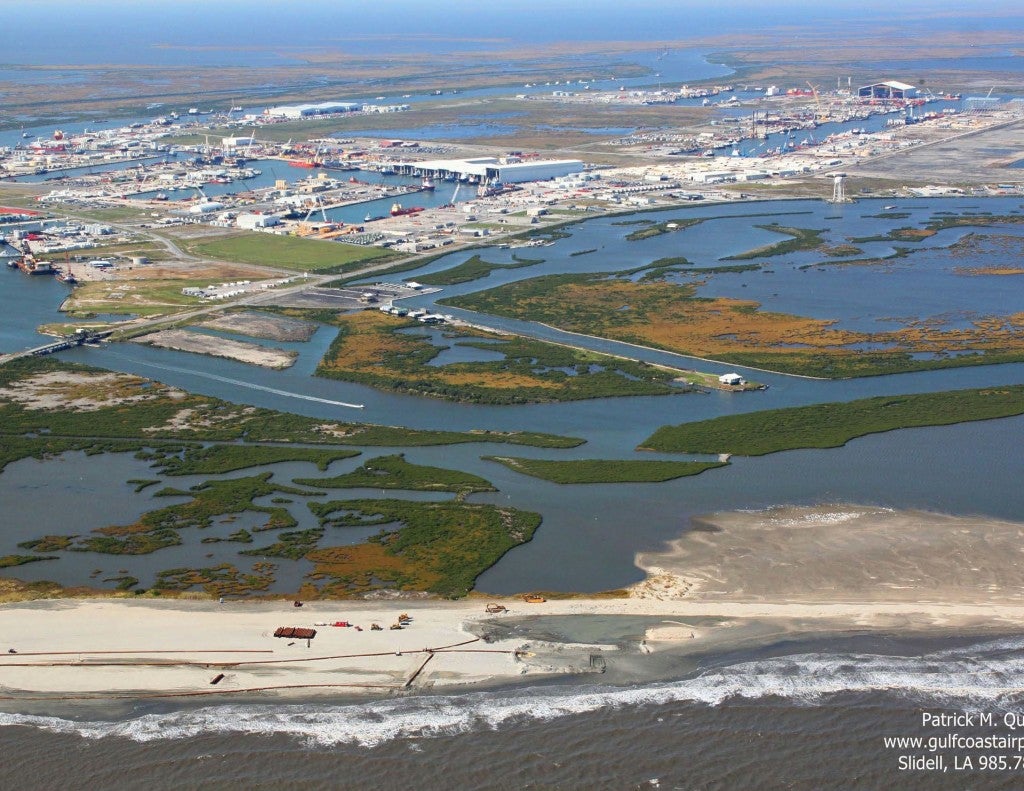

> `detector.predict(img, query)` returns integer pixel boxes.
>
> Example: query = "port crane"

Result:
[303,195,328,224]
[806,81,824,124]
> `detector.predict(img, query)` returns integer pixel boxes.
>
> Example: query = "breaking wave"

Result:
[4,636,1024,748]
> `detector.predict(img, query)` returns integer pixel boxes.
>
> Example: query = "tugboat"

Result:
[421,176,435,191]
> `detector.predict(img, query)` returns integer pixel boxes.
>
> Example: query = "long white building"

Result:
[393,157,584,184]
[264,102,362,119]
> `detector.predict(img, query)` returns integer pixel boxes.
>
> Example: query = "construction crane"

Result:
[244,128,258,159]
[303,195,328,224]
[806,81,824,124]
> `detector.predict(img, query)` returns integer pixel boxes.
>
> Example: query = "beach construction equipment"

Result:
[523,594,546,603]
[273,626,317,640]
[485,603,508,613]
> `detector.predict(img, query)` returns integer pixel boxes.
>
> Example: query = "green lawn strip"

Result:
[184,231,399,273]
[723,224,826,260]
[640,385,1024,456]
[414,254,541,286]
[294,453,495,493]
[152,445,361,476]
[0,358,583,449]
[306,499,542,598]
[483,456,727,483]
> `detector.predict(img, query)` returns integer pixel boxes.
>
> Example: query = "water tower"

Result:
[828,172,850,203]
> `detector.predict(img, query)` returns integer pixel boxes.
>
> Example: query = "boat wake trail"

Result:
[5,636,1024,747]
[99,352,365,410]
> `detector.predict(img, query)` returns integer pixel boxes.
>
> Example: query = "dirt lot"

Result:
[200,311,318,342]
[849,116,1024,186]
[133,329,297,369]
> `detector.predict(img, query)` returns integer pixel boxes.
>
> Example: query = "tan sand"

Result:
[133,329,297,369]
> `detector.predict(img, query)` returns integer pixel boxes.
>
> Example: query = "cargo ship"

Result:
[288,159,322,169]
[390,203,425,217]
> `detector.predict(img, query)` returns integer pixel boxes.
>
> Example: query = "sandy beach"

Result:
[3,505,1024,704]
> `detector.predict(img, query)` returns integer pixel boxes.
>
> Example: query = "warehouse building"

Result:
[264,102,362,119]
[858,81,917,100]
[393,157,584,184]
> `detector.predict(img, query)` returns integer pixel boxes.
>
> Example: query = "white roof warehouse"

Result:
[392,157,584,184]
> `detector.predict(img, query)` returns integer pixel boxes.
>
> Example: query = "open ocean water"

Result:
[5,633,1024,789]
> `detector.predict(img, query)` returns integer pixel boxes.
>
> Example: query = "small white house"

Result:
[719,372,746,386]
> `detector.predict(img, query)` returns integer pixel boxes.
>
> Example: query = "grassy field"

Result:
[75,240,172,262]
[640,385,1024,455]
[62,278,213,317]
[315,310,683,403]
[483,456,728,483]
[295,453,495,493]
[185,231,399,273]
[306,499,542,598]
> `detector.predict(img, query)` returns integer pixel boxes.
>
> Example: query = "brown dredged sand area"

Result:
[132,329,297,368]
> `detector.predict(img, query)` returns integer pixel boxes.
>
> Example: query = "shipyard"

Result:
[2,78,1023,300]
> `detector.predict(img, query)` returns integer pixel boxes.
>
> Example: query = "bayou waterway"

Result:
[2,196,1023,594]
